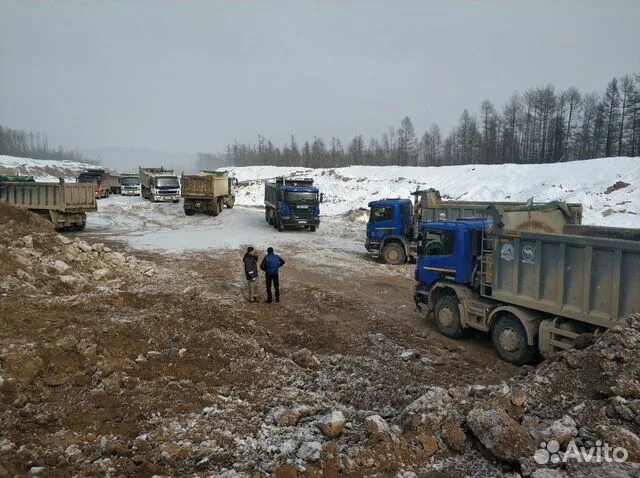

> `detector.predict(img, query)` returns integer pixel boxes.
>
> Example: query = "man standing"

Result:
[243,246,259,302]
[260,246,285,303]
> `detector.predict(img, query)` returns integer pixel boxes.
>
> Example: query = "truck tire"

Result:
[265,210,269,223]
[226,197,235,209]
[277,219,284,232]
[491,314,538,365]
[185,208,195,216]
[434,295,463,338]
[210,200,220,217]
[310,225,317,232]
[381,242,406,265]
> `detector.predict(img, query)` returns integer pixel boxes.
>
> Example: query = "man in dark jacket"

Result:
[260,246,285,303]
[243,246,259,302]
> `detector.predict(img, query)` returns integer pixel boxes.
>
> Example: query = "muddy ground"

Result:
[1,204,639,478]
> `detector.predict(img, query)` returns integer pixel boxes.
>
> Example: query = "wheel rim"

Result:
[387,249,399,261]
[439,307,455,328]
[499,327,521,352]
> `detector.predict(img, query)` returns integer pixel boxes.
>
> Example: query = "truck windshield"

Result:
[122,177,139,186]
[285,191,317,204]
[156,177,179,188]
[421,231,456,256]
[78,176,99,184]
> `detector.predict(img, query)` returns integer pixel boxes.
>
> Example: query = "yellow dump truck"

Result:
[0,177,97,231]
[181,171,235,216]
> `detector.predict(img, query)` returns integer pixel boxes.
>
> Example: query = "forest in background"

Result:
[198,74,640,170]
[0,124,95,164]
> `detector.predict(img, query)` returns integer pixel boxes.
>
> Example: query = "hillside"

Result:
[0,155,99,182]
[226,157,640,227]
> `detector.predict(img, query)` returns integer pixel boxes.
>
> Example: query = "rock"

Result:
[75,240,93,253]
[56,234,72,245]
[510,387,527,407]
[59,274,79,285]
[28,467,45,477]
[53,260,71,273]
[467,407,534,463]
[441,420,466,452]
[22,235,33,248]
[0,439,15,454]
[278,439,297,456]
[105,251,126,264]
[365,414,391,439]
[416,433,439,456]
[92,243,105,252]
[273,408,302,427]
[597,425,640,461]
[542,415,577,446]
[65,444,82,461]
[297,441,322,462]
[401,350,418,361]
[317,410,346,438]
[178,348,187,358]
[402,386,452,428]
[611,378,640,399]
[291,348,320,369]
[273,463,297,478]
[92,269,110,281]
[396,472,418,478]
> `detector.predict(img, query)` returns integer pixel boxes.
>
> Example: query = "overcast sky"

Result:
[1,0,639,155]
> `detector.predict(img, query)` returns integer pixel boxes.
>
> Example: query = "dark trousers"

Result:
[266,273,280,302]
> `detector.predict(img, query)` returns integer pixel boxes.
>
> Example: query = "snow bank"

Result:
[223,157,640,227]
[0,154,98,182]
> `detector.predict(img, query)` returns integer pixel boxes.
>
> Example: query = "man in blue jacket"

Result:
[260,246,285,303]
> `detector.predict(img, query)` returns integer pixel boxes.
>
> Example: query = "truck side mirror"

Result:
[320,193,325,204]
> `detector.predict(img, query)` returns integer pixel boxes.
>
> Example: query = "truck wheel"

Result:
[211,201,220,217]
[185,208,195,216]
[310,225,317,232]
[434,295,463,338]
[277,220,284,232]
[381,242,406,265]
[226,197,235,209]
[491,315,538,365]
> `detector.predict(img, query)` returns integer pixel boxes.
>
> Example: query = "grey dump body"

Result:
[488,226,640,328]
[0,178,96,231]
[181,171,235,216]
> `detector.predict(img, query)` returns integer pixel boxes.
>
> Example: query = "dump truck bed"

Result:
[181,173,229,199]
[488,227,640,328]
[0,180,97,213]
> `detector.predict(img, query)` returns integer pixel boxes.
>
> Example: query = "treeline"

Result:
[0,124,95,164]
[198,73,640,170]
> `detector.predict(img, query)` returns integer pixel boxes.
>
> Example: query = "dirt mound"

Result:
[0,202,53,238]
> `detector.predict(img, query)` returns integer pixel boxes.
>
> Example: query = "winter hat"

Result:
[247,246,254,253]
[267,247,274,254]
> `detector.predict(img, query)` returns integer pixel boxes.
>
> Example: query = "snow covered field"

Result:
[0,154,98,182]
[225,157,640,227]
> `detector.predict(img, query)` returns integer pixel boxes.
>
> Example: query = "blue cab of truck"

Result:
[414,219,490,290]
[365,198,416,264]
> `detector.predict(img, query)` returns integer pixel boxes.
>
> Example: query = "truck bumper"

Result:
[282,217,320,227]
[121,189,140,196]
[155,195,180,202]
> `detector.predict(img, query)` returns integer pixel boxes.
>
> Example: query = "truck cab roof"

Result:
[368,198,412,208]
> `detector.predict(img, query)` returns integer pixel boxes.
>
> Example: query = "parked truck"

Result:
[414,204,640,365]
[181,171,235,216]
[107,172,122,194]
[264,177,323,232]
[0,177,97,231]
[139,167,180,203]
[120,173,141,196]
[366,189,583,264]
[76,168,111,199]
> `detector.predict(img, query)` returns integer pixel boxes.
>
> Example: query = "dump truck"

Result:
[139,167,180,203]
[414,204,640,365]
[366,189,583,264]
[77,168,111,199]
[0,177,97,230]
[264,177,323,232]
[181,171,235,216]
[120,173,141,196]
[107,172,122,194]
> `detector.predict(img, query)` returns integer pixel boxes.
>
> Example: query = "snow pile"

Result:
[224,157,640,227]
[0,154,98,182]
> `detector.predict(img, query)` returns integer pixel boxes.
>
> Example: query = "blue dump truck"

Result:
[264,177,323,232]
[414,205,640,365]
[365,189,583,264]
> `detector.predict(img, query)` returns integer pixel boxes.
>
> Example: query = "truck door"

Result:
[367,204,400,241]
[417,228,458,287]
